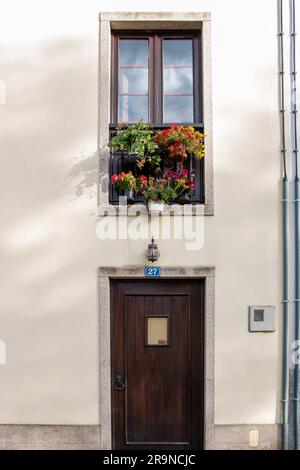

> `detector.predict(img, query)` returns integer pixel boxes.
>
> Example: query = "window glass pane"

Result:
[163,39,193,66]
[119,68,148,95]
[163,39,194,123]
[147,317,169,346]
[118,39,149,122]
[163,68,193,94]
[164,96,193,123]
[118,96,149,123]
[119,40,148,66]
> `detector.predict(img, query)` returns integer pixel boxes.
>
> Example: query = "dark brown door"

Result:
[111,279,204,450]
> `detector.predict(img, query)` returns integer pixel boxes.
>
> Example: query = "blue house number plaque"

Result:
[144,266,161,278]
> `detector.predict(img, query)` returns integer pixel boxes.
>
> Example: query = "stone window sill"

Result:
[97,202,214,217]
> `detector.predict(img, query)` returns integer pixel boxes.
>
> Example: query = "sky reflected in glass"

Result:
[164,96,193,123]
[119,40,148,66]
[118,96,149,123]
[163,39,194,123]
[118,39,149,122]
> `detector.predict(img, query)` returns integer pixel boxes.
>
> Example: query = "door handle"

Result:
[114,374,126,391]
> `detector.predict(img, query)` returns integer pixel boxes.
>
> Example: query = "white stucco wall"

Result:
[0,0,295,425]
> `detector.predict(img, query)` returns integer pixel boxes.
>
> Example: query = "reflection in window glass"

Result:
[119,40,148,66]
[163,39,193,66]
[118,39,149,123]
[147,317,169,346]
[163,39,194,123]
[164,96,194,123]
[119,69,148,95]
[118,96,149,123]
[163,68,193,95]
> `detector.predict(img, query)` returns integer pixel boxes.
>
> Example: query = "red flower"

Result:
[140,175,147,184]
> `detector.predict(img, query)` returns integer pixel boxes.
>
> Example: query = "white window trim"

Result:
[98,12,214,215]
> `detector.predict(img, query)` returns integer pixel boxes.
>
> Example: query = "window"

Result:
[99,13,213,215]
[146,316,169,346]
[117,39,149,123]
[109,30,204,205]
[163,39,194,122]
[111,31,202,125]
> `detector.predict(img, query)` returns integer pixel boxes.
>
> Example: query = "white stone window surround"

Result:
[98,12,213,215]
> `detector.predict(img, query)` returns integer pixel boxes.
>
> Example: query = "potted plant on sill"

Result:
[108,122,161,173]
[163,168,196,203]
[154,125,205,168]
[111,171,137,204]
[142,177,177,214]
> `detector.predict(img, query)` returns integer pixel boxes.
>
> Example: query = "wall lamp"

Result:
[145,237,160,263]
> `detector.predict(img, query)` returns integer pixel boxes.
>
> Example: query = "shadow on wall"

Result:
[67,150,98,200]
[0,36,99,208]
[0,36,101,423]
[0,27,281,424]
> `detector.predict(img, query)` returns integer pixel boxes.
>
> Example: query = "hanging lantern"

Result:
[145,237,160,263]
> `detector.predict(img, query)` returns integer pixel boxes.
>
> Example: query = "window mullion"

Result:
[154,34,163,124]
[111,33,118,124]
[149,35,155,124]
[193,35,201,124]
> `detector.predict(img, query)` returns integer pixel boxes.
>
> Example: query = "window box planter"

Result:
[109,124,204,206]
[176,192,191,203]
[118,189,136,205]
[148,201,165,215]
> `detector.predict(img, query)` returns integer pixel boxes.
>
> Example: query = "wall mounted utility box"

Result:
[248,306,275,332]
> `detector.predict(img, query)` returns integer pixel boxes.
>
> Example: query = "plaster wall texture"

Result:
[0,0,295,427]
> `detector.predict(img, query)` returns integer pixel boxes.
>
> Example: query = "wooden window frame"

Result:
[110,30,203,126]
[109,30,205,205]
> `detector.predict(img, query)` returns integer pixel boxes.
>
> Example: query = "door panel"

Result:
[111,279,204,450]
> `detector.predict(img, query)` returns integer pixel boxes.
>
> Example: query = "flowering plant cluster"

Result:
[111,170,195,203]
[111,172,148,194]
[110,172,136,193]
[164,169,195,196]
[141,177,177,204]
[154,125,205,161]
[109,124,204,204]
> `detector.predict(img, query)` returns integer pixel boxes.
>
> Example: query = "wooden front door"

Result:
[111,279,204,450]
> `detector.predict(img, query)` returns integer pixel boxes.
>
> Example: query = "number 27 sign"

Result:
[144,266,161,278]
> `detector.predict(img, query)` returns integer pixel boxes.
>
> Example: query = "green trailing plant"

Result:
[142,177,177,204]
[108,122,160,171]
